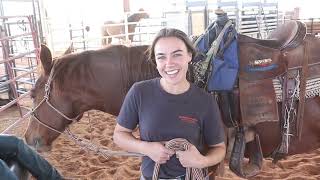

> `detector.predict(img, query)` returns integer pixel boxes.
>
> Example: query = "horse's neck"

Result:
[142,60,159,80]
[124,58,159,92]
[66,46,159,115]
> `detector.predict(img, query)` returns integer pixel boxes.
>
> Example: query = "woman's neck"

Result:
[160,78,190,95]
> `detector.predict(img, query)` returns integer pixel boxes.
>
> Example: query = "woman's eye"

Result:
[173,53,182,57]
[156,56,165,60]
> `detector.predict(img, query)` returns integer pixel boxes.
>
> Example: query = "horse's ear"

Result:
[40,44,53,75]
[63,42,74,55]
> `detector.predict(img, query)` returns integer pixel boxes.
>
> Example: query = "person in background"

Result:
[0,135,63,180]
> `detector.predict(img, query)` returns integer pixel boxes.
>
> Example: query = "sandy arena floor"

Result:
[1,106,319,180]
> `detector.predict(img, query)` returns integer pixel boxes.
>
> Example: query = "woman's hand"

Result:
[176,142,226,169]
[176,144,204,168]
[144,142,175,164]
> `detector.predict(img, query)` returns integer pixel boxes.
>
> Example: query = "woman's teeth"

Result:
[166,70,179,75]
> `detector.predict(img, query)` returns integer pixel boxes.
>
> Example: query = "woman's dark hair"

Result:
[147,28,196,63]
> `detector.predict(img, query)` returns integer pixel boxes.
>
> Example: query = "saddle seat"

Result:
[241,21,307,50]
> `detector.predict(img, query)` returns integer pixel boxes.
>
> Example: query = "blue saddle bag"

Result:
[207,29,239,91]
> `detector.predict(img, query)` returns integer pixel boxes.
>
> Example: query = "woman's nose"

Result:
[165,57,174,64]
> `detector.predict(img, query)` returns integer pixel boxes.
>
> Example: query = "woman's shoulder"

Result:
[190,83,215,103]
[132,78,159,90]
[190,83,212,97]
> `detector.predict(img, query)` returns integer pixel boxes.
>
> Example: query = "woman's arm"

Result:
[176,142,226,169]
[113,124,174,164]
[113,124,145,153]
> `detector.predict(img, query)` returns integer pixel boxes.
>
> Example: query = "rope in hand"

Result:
[152,138,207,180]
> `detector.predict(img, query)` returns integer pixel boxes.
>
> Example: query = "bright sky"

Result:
[278,0,319,18]
[39,0,319,41]
[3,0,318,53]
[4,1,319,35]
[42,0,172,23]
[2,0,319,20]
[2,0,319,30]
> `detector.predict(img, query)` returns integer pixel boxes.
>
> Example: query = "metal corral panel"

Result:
[186,0,279,39]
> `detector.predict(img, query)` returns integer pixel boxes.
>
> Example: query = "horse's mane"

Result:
[51,51,92,92]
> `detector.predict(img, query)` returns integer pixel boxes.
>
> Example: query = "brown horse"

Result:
[25,35,320,177]
[101,9,149,45]
[25,44,157,151]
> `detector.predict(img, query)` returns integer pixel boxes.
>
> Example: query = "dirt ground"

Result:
[1,106,320,180]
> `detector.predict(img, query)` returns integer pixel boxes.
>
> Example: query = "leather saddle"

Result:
[237,21,307,126]
[238,21,307,81]
[240,21,307,51]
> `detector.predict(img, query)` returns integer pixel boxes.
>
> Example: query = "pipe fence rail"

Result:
[0,15,40,135]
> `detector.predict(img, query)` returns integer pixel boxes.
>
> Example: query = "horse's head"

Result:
[127,9,149,23]
[138,8,150,19]
[25,44,80,152]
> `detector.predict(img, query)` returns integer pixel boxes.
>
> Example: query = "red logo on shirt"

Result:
[178,115,198,124]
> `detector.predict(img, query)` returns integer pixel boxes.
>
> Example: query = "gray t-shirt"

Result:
[117,78,224,178]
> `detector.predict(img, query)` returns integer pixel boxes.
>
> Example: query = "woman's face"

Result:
[154,37,192,87]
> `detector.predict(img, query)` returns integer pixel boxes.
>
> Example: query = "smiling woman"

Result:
[154,37,192,94]
[113,28,226,179]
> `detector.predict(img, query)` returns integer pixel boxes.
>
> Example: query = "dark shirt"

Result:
[117,78,224,178]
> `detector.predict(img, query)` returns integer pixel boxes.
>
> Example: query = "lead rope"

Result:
[152,138,207,180]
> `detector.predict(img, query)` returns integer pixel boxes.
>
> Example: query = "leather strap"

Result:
[296,41,309,139]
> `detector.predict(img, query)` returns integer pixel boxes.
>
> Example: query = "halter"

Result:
[31,63,80,134]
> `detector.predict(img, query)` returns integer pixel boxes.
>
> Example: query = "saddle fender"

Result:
[229,127,263,178]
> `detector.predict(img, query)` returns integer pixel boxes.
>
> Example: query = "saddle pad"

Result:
[239,78,279,126]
